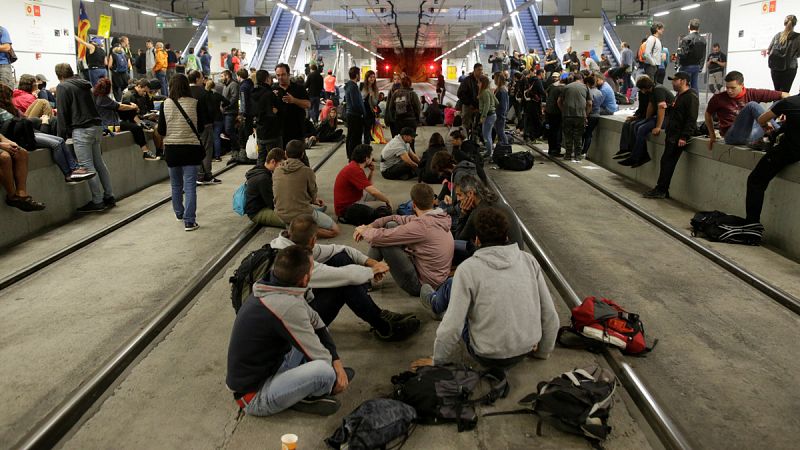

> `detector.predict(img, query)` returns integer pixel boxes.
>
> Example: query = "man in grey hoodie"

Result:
[354,183,454,297]
[419,207,559,369]
[271,215,421,341]
[220,69,241,163]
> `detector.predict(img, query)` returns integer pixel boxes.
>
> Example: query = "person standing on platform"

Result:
[55,63,115,213]
[153,42,168,96]
[478,76,498,159]
[494,74,510,146]
[274,63,311,149]
[361,70,380,145]
[165,44,177,81]
[323,70,336,101]
[74,35,108,88]
[642,72,699,199]
[457,63,483,139]
[643,23,664,82]
[524,70,546,143]
[199,47,212,78]
[618,42,635,95]
[109,42,130,102]
[253,70,282,166]
[677,19,706,92]
[305,64,324,125]
[134,49,146,78]
[707,43,727,94]
[544,48,560,78]
[188,70,221,185]
[386,76,421,149]
[558,72,592,161]
[220,70,240,164]
[119,36,134,80]
[145,40,156,79]
[184,48,200,73]
[344,67,365,157]
[767,15,800,92]
[545,76,565,156]
[0,26,15,88]
[158,74,207,231]
[237,68,255,159]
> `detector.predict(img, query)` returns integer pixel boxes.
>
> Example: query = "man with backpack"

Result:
[419,207,559,369]
[271,215,421,341]
[109,42,130,102]
[386,76,421,143]
[643,23,665,82]
[457,63,483,138]
[226,245,352,417]
[558,72,592,161]
[617,42,635,96]
[354,183,454,297]
[334,144,392,225]
[677,19,707,93]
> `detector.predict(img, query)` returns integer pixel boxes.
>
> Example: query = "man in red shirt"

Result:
[705,71,788,149]
[324,70,336,101]
[334,144,391,225]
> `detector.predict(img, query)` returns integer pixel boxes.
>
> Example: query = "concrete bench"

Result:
[589,116,800,260]
[0,131,167,250]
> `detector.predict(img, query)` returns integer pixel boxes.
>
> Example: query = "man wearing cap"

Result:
[380,127,420,180]
[35,74,56,106]
[642,72,699,199]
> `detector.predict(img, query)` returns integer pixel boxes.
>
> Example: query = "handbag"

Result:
[7,45,18,64]
[245,133,258,160]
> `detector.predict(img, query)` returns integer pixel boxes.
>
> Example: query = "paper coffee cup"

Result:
[281,433,298,450]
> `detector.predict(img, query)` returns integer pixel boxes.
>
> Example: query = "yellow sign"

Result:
[447,65,457,80]
[97,14,112,39]
[361,65,372,80]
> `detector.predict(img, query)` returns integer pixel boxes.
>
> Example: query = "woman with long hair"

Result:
[316,108,344,142]
[493,73,509,146]
[477,75,498,159]
[768,15,800,92]
[361,70,379,144]
[157,74,207,231]
[418,132,448,183]
[92,78,159,161]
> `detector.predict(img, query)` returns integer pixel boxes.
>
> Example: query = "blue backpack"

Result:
[396,200,414,216]
[112,51,128,73]
[233,183,247,216]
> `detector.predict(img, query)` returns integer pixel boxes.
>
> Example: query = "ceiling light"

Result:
[110,3,130,10]
[653,11,670,17]
[715,0,727,2]
[493,22,501,27]
[141,11,158,17]
[192,20,200,26]
[276,2,288,9]
[302,15,310,21]
[83,0,94,2]
[681,4,700,10]
[325,28,332,33]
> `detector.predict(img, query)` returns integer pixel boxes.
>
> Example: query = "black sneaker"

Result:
[290,395,341,416]
[642,188,669,199]
[380,309,417,323]
[373,316,421,342]
[103,196,116,208]
[77,201,106,213]
[630,155,651,168]
[184,222,200,232]
[143,151,160,161]
[209,177,222,184]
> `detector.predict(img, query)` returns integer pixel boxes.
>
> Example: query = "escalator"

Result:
[600,9,621,67]
[257,0,300,71]
[181,14,209,57]
[514,0,546,54]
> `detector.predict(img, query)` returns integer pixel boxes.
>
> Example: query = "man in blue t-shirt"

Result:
[595,75,619,115]
[0,26,14,88]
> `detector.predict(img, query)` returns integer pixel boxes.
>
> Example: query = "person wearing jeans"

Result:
[157,74,207,231]
[34,132,94,183]
[494,75,509,146]
[723,102,774,145]
[72,126,115,209]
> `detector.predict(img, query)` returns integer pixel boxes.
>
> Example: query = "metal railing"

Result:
[277,0,308,69]
[251,3,285,70]
[601,9,622,63]
[181,13,209,58]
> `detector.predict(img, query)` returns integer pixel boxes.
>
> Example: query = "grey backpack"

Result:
[325,398,416,450]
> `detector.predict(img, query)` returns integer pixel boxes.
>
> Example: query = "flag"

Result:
[77,1,91,60]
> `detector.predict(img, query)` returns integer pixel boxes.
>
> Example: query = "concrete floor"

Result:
[57,127,654,450]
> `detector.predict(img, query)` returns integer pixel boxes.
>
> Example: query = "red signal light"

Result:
[385,64,391,71]
[429,64,435,70]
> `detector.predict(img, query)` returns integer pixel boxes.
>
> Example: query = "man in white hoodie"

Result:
[272,214,421,341]
[422,207,559,370]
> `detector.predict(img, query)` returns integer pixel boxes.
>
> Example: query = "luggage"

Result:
[229,244,278,314]
[557,296,656,356]
[494,142,513,159]
[391,364,508,432]
[496,151,534,171]
[325,399,417,450]
[232,183,247,216]
[340,203,392,226]
[486,365,617,447]
[690,210,764,245]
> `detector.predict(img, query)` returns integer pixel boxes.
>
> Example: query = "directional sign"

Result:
[235,16,271,27]
[538,15,575,26]
[616,14,652,26]
[313,44,337,50]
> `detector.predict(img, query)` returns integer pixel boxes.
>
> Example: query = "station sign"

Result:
[538,15,575,26]
[313,44,337,50]
[234,16,271,27]
[156,19,195,29]
[615,14,653,26]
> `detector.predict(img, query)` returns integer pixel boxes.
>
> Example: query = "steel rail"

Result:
[15,141,343,450]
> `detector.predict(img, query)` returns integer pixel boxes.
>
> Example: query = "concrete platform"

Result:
[0,131,165,251]
[60,127,654,450]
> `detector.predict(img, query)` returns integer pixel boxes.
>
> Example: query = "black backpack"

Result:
[690,210,764,246]
[325,399,417,450]
[485,366,617,447]
[340,203,392,226]
[229,244,278,313]
[1,117,37,151]
[391,364,509,432]
[496,151,534,171]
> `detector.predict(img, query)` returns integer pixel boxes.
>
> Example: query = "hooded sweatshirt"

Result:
[55,77,101,139]
[272,158,318,224]
[361,209,454,288]
[226,279,338,394]
[270,232,373,289]
[244,166,276,217]
[433,244,559,364]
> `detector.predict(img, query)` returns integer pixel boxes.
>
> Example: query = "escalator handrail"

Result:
[252,4,285,70]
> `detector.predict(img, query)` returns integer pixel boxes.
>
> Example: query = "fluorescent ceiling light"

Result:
[493,22,501,27]
[302,15,310,21]
[325,28,332,33]
[141,11,158,17]
[83,0,94,2]
[276,3,288,9]
[110,3,129,10]
[192,21,200,26]
[681,4,700,10]
[653,11,670,17]
[715,0,727,2]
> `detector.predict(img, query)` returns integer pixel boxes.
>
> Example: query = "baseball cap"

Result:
[400,127,417,137]
[35,74,48,83]
[668,71,690,81]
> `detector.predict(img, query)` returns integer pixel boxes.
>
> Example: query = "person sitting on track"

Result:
[380,127,420,181]
[244,147,286,227]
[272,139,340,238]
[334,144,392,225]
[226,245,352,417]
[416,207,559,370]
[271,214,421,341]
[354,183,454,297]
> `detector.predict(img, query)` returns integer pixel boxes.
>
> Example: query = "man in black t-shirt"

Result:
[706,43,727,93]
[745,93,800,223]
[620,76,674,167]
[274,63,311,144]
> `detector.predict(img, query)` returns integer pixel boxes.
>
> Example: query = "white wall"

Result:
[75,0,162,41]
[556,18,604,56]
[728,0,799,93]
[207,19,257,73]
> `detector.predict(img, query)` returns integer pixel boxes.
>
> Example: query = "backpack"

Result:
[557,296,656,356]
[0,117,37,151]
[637,41,647,64]
[396,200,414,216]
[690,210,764,245]
[229,244,278,313]
[485,366,617,447]
[112,51,128,73]
[393,90,413,118]
[325,399,417,450]
[768,32,799,71]
[232,183,247,216]
[391,364,509,432]
[496,150,534,171]
[340,203,392,226]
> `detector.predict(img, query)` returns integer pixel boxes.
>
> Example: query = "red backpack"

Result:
[557,296,656,355]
